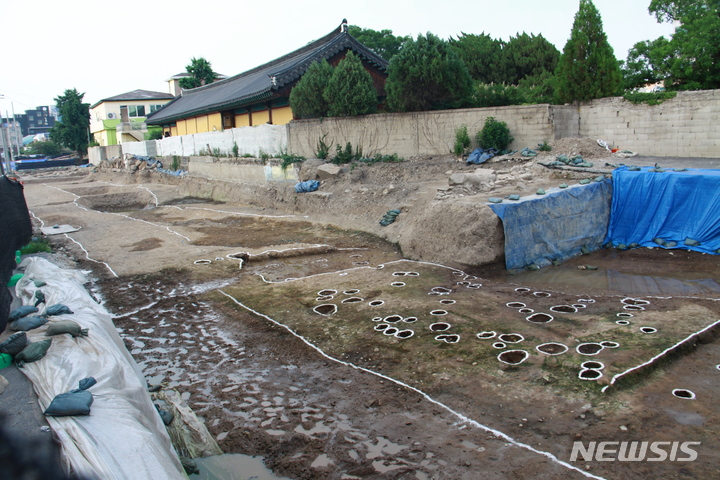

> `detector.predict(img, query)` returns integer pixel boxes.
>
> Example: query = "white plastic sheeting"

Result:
[14,257,186,480]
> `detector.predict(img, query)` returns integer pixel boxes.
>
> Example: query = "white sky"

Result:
[0,0,674,116]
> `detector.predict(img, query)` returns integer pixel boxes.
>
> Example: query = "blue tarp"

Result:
[605,166,720,254]
[294,180,320,193]
[490,180,613,270]
[466,148,497,165]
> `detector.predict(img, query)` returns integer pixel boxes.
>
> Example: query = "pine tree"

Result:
[555,0,622,103]
[179,57,218,89]
[386,33,474,112]
[289,60,334,118]
[324,52,378,117]
[50,89,90,158]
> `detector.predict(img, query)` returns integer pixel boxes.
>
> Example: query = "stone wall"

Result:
[188,156,298,184]
[576,90,720,157]
[288,105,554,158]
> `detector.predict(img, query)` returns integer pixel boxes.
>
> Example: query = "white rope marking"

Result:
[62,234,118,278]
[218,289,607,480]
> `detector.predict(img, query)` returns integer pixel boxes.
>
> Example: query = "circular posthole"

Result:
[533,291,552,298]
[383,327,399,336]
[368,300,384,307]
[672,389,696,400]
[617,312,634,318]
[430,309,448,316]
[550,305,578,313]
[515,287,531,293]
[371,317,383,322]
[576,343,604,355]
[430,322,451,332]
[622,298,650,306]
[716,364,720,371]
[318,289,338,297]
[536,342,568,355]
[477,331,497,339]
[640,327,657,334]
[374,324,389,331]
[405,272,420,277]
[452,271,464,276]
[431,287,452,295]
[526,312,554,324]
[493,342,507,349]
[518,308,534,314]
[581,360,605,370]
[440,299,456,305]
[624,305,645,311]
[316,295,334,302]
[392,271,406,276]
[579,369,603,380]
[194,259,212,265]
[577,298,596,304]
[352,261,370,266]
[391,282,406,287]
[350,254,363,258]
[468,284,482,289]
[616,320,631,326]
[435,334,460,343]
[506,302,526,308]
[498,350,529,365]
[600,341,620,348]
[384,315,403,323]
[456,281,471,286]
[342,297,363,304]
[343,289,360,295]
[395,329,414,339]
[403,316,418,323]
[314,304,337,316]
[572,304,587,309]
[498,333,524,344]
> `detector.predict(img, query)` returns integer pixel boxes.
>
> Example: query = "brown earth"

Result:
[15,150,720,480]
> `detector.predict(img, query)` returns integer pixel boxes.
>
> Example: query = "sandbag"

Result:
[9,305,38,321]
[15,338,52,367]
[44,377,97,417]
[0,332,28,356]
[34,290,46,307]
[45,320,89,338]
[9,316,49,332]
[45,304,74,316]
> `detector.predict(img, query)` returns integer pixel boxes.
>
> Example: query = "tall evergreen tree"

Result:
[179,57,218,89]
[503,33,560,85]
[555,0,622,103]
[289,60,334,118]
[324,52,377,117]
[347,25,410,61]
[386,33,474,112]
[448,33,507,84]
[50,89,90,158]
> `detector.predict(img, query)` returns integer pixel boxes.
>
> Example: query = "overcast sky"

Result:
[0,0,675,116]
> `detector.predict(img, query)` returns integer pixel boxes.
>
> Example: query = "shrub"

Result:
[537,141,552,152]
[289,60,334,118]
[325,52,377,117]
[280,153,306,171]
[452,125,471,156]
[622,91,677,106]
[332,143,362,164]
[232,142,239,158]
[316,134,330,159]
[476,117,514,151]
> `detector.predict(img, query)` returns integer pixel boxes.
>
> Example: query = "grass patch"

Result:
[19,238,52,255]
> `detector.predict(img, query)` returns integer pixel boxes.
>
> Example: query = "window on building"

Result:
[149,105,164,113]
[128,105,146,117]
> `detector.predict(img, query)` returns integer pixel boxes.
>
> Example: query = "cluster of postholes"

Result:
[310,279,666,379]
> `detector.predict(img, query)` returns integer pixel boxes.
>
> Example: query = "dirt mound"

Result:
[550,138,612,160]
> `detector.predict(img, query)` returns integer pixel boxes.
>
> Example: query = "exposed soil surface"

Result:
[15,156,720,480]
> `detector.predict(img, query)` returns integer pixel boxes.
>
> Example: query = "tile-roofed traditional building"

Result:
[146,20,389,137]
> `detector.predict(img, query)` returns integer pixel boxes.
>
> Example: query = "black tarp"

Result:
[0,176,33,332]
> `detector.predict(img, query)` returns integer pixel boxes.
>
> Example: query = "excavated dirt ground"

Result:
[14,150,720,480]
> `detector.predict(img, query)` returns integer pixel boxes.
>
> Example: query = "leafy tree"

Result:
[517,71,556,104]
[555,0,622,103]
[472,83,525,108]
[448,33,507,84]
[289,60,334,118]
[476,117,514,151]
[178,57,218,89]
[324,52,377,117]
[25,139,62,157]
[347,25,410,61]
[50,89,90,158]
[385,33,474,112]
[626,0,720,90]
[503,33,560,85]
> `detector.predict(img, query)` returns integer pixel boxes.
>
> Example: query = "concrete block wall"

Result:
[287,105,554,158]
[188,156,298,184]
[151,124,288,158]
[577,90,720,157]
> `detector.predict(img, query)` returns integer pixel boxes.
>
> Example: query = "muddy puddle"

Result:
[190,453,291,480]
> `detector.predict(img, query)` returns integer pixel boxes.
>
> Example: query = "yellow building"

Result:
[147,20,388,138]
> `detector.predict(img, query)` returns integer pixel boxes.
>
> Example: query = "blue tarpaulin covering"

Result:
[605,166,720,254]
[490,180,613,270]
[294,180,320,193]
